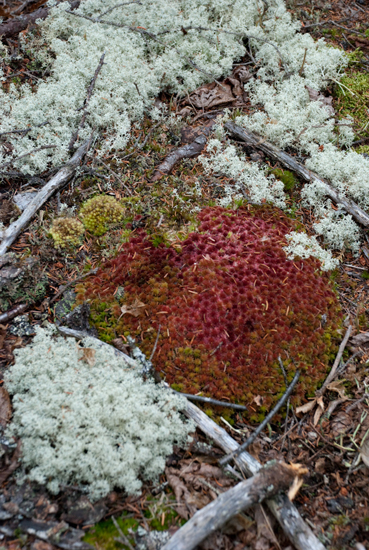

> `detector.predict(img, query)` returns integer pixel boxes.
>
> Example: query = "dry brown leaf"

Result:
[313,396,325,426]
[326,380,348,400]
[296,398,317,415]
[0,386,12,428]
[120,298,146,318]
[350,332,369,348]
[306,85,335,116]
[78,347,96,367]
[253,395,263,407]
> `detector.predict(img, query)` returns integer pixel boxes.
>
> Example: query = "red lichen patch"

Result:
[76,206,342,419]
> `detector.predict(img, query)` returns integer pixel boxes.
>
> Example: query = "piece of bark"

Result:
[150,133,208,182]
[0,140,89,256]
[184,400,326,550]
[162,461,307,550]
[225,121,369,228]
[0,1,80,39]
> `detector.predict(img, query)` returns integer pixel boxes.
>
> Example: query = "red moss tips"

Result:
[76,206,342,419]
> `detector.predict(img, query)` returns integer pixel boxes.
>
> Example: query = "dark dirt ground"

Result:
[1,0,369,549]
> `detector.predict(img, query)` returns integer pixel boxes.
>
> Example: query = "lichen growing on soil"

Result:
[77,205,342,420]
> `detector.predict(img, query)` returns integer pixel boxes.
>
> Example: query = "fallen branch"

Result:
[225,121,369,227]
[49,268,99,305]
[0,1,80,39]
[219,369,300,466]
[162,461,307,550]
[172,391,248,411]
[0,303,28,324]
[150,134,208,182]
[184,400,326,550]
[0,140,89,256]
[69,52,105,151]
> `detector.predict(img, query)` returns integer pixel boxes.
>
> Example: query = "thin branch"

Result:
[225,121,369,227]
[69,53,105,150]
[111,517,134,550]
[316,325,352,396]
[219,370,300,467]
[0,141,89,256]
[173,391,248,411]
[97,0,142,19]
[184,400,326,550]
[0,145,56,171]
[149,324,161,361]
[162,462,307,550]
[0,121,49,140]
[97,158,133,195]
[0,303,28,324]
[50,269,98,305]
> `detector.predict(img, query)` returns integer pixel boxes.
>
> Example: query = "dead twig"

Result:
[149,324,161,361]
[0,0,80,39]
[172,391,248,411]
[183,400,325,550]
[0,303,28,324]
[98,159,133,195]
[50,269,99,305]
[225,121,369,227]
[150,133,209,182]
[112,516,134,550]
[162,461,307,550]
[69,53,105,150]
[219,370,300,467]
[0,140,90,256]
[0,145,56,171]
[316,324,352,396]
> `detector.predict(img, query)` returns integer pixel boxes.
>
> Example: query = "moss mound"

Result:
[77,206,342,419]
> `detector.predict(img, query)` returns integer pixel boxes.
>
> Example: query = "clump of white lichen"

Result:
[5,326,193,500]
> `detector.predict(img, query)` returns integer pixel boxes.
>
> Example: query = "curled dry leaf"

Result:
[326,380,348,400]
[120,298,146,318]
[77,347,96,367]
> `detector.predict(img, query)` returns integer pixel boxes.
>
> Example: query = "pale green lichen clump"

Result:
[49,217,85,248]
[79,195,124,236]
[5,327,193,500]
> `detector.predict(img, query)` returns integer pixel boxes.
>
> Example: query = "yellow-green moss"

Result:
[50,217,85,248]
[79,195,125,236]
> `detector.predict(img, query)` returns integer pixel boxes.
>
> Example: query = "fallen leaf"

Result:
[0,386,11,428]
[120,298,146,317]
[296,398,317,415]
[78,347,96,367]
[326,380,348,400]
[306,85,335,116]
[253,395,263,407]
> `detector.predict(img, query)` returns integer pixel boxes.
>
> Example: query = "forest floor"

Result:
[1,0,369,549]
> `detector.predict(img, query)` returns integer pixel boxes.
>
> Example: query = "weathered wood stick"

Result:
[184,400,326,550]
[150,134,207,182]
[0,1,80,39]
[225,121,369,227]
[0,140,89,256]
[162,461,307,550]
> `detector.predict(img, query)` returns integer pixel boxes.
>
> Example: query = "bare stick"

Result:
[0,145,56,171]
[316,324,352,396]
[0,0,80,39]
[184,400,326,550]
[98,159,133,195]
[0,121,49,140]
[149,324,161,361]
[56,325,138,368]
[150,134,207,182]
[0,303,28,324]
[172,391,247,411]
[50,268,98,305]
[225,121,369,227]
[0,140,89,256]
[219,370,300,466]
[69,53,105,150]
[162,461,307,550]
[111,516,134,550]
